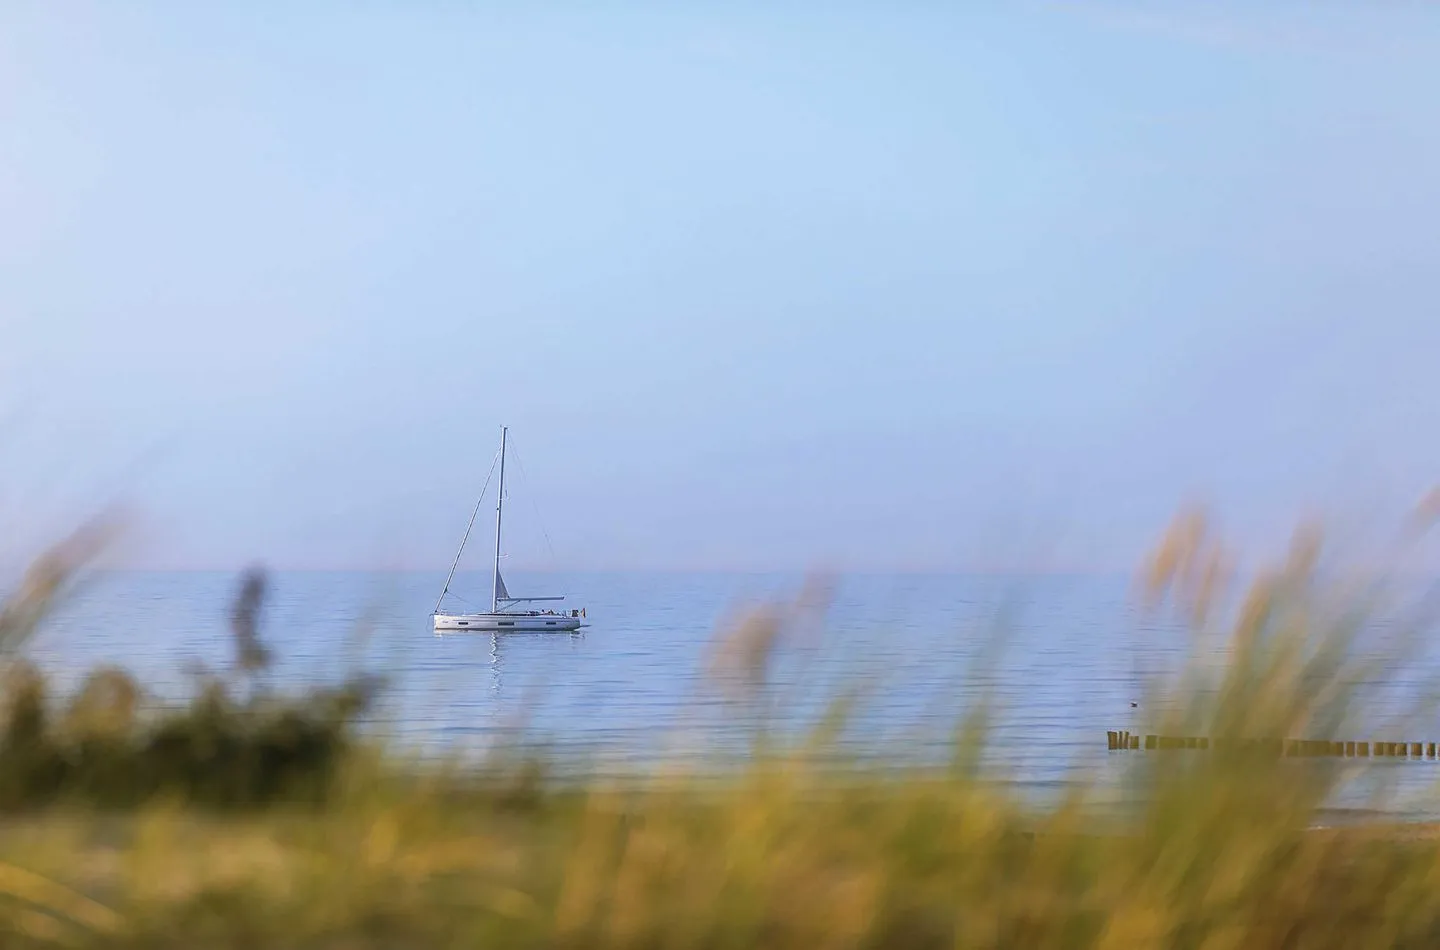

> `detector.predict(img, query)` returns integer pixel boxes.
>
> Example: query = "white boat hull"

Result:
[433,612,583,633]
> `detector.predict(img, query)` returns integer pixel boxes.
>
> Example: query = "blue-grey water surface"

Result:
[28,570,1440,818]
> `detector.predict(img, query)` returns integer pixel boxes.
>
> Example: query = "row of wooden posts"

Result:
[1107,731,1440,758]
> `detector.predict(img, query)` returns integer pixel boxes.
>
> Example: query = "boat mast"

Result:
[491,426,508,613]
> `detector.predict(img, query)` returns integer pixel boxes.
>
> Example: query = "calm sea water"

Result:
[27,570,1440,816]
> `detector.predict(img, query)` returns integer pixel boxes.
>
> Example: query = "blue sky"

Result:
[2,3,1438,573]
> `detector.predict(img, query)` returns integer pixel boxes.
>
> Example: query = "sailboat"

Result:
[432,426,586,633]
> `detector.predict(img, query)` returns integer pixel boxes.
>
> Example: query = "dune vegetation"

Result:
[2,508,1440,948]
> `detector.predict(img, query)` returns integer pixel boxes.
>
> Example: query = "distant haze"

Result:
[2,4,1438,574]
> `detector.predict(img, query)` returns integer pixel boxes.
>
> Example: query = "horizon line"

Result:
[88,564,1142,578]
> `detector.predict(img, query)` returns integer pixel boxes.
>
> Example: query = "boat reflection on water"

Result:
[428,625,586,698]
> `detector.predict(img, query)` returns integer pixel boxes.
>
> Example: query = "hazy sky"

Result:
[2,3,1438,573]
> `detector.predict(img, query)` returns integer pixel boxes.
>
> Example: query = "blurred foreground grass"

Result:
[3,512,1440,947]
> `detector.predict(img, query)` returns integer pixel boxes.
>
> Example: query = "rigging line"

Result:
[433,447,502,615]
[446,590,484,610]
[506,436,559,566]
